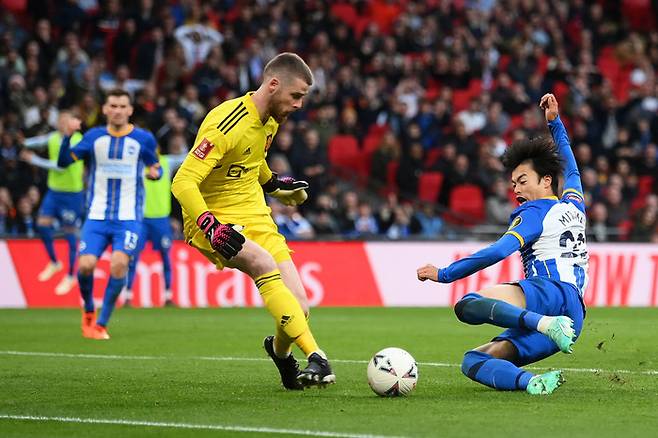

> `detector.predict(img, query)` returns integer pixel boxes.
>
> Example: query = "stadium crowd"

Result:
[1,0,657,242]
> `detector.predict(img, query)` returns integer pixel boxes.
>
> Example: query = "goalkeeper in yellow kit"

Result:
[172,53,335,390]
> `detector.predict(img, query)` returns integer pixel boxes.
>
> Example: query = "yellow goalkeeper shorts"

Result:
[185,213,292,270]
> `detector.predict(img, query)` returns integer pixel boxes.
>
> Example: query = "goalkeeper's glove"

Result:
[262,173,309,206]
[196,211,245,260]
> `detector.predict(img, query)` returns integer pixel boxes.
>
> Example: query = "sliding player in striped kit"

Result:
[172,53,335,390]
[58,89,162,340]
[417,94,587,395]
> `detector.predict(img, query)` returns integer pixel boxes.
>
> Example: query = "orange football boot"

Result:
[81,310,96,338]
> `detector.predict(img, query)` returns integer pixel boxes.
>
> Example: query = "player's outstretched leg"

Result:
[455,293,576,353]
[461,350,535,391]
[526,370,564,395]
[263,335,303,390]
[255,270,335,388]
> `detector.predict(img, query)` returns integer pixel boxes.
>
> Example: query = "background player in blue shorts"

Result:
[123,142,187,308]
[57,89,162,340]
[417,93,588,395]
[20,111,84,295]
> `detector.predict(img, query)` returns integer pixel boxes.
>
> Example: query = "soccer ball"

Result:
[367,347,418,397]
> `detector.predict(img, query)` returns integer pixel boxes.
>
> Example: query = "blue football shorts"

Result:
[38,190,84,227]
[493,277,585,367]
[79,219,142,257]
[136,217,173,252]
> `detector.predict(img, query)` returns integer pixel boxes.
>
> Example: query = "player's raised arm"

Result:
[56,117,93,167]
[540,93,583,200]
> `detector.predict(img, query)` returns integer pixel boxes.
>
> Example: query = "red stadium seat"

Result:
[447,184,485,225]
[328,134,364,176]
[417,171,444,203]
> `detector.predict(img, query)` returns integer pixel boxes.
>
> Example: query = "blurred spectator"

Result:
[629,196,658,242]
[416,203,444,238]
[370,131,400,189]
[12,196,36,237]
[588,202,610,242]
[486,178,515,225]
[272,204,315,240]
[174,17,223,70]
[457,97,486,135]
[396,142,424,197]
[352,203,379,237]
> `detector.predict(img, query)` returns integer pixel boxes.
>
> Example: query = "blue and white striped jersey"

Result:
[58,125,159,221]
[438,115,589,299]
[505,195,588,297]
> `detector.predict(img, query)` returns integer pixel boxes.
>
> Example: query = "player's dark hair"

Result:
[501,136,563,195]
[105,88,131,103]
[263,52,313,86]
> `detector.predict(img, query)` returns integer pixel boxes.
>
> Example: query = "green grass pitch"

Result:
[1,307,657,437]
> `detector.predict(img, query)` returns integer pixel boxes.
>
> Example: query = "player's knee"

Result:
[109,253,130,277]
[461,350,490,380]
[454,292,482,323]
[78,258,96,275]
[110,261,129,278]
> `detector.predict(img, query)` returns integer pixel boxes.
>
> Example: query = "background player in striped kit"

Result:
[417,94,587,395]
[57,89,162,340]
[20,111,84,295]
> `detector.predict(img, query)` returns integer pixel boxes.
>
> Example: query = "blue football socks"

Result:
[454,293,543,330]
[37,224,57,263]
[161,249,172,290]
[64,233,77,276]
[78,272,94,313]
[461,350,533,390]
[97,276,126,327]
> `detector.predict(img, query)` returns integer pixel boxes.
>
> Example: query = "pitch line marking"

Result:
[1,350,657,376]
[0,414,405,438]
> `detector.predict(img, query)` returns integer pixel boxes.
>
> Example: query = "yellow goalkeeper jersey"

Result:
[172,92,278,226]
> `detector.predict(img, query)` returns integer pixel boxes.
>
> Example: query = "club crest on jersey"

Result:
[193,138,214,159]
[509,216,523,230]
[264,134,273,152]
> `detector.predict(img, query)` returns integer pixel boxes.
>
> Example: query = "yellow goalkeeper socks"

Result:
[255,270,319,356]
[273,326,292,358]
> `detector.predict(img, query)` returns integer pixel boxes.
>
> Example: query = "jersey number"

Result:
[124,231,139,251]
